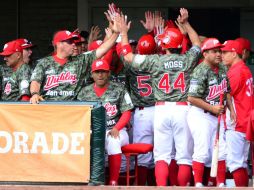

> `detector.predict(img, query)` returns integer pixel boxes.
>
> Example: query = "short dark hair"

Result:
[168,48,181,54]
[80,30,89,39]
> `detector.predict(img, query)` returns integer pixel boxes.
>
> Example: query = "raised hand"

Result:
[154,11,165,36]
[105,27,113,40]
[177,8,189,24]
[107,3,120,21]
[140,11,155,33]
[175,20,187,35]
[114,13,131,34]
[88,25,102,44]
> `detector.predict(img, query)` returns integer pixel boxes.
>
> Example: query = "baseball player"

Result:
[221,40,253,187]
[187,38,236,187]
[29,15,121,103]
[79,30,89,52]
[118,8,201,186]
[0,40,31,101]
[121,34,156,185]
[16,38,35,64]
[72,33,83,56]
[235,37,252,62]
[77,59,134,185]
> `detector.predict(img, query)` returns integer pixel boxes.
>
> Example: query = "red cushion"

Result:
[121,143,153,154]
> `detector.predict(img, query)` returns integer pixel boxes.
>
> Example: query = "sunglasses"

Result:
[61,39,75,45]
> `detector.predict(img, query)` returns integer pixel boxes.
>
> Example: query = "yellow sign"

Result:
[0,104,91,182]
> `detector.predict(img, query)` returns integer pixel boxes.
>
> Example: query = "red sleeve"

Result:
[20,95,30,101]
[181,35,190,54]
[102,48,113,65]
[114,110,132,131]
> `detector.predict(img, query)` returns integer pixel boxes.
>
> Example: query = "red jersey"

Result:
[227,60,253,133]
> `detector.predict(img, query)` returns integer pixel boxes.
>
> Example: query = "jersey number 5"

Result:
[158,72,186,93]
[137,75,152,97]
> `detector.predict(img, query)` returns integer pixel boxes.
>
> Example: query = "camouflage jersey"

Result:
[77,82,134,130]
[1,64,13,97]
[110,65,128,86]
[31,51,96,100]
[188,62,230,105]
[2,63,31,101]
[131,46,201,102]
[124,60,155,107]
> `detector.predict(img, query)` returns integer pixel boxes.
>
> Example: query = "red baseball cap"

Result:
[73,33,82,44]
[53,30,78,46]
[91,59,109,72]
[235,37,251,51]
[16,38,35,49]
[88,40,103,51]
[221,40,243,55]
[0,40,23,56]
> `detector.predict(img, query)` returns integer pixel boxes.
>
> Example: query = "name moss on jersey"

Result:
[132,46,201,102]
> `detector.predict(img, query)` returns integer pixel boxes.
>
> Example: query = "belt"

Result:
[138,106,144,110]
[204,110,217,117]
[155,101,188,106]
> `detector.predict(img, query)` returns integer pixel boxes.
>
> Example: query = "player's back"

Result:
[152,46,200,102]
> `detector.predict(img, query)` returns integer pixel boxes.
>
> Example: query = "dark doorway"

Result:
[168,8,240,43]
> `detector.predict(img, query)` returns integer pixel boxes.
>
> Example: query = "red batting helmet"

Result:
[201,38,224,52]
[157,28,183,49]
[137,34,156,55]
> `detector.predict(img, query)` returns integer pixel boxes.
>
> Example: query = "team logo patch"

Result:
[124,93,133,105]
[44,71,77,90]
[4,82,11,95]
[133,55,146,64]
[20,80,29,89]
[206,79,227,101]
[189,79,199,93]
[209,79,217,85]
[104,102,117,117]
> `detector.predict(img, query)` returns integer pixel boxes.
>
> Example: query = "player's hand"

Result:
[140,11,155,33]
[105,27,113,40]
[230,109,237,124]
[114,14,131,35]
[177,8,189,24]
[30,94,44,104]
[175,20,187,35]
[210,105,224,115]
[108,128,120,139]
[88,26,102,44]
[154,11,165,36]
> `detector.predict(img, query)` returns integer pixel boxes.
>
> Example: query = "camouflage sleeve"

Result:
[76,84,93,101]
[188,67,207,98]
[185,46,201,70]
[76,87,86,100]
[81,50,97,67]
[18,64,31,96]
[131,54,159,73]
[30,59,46,84]
[119,86,134,113]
